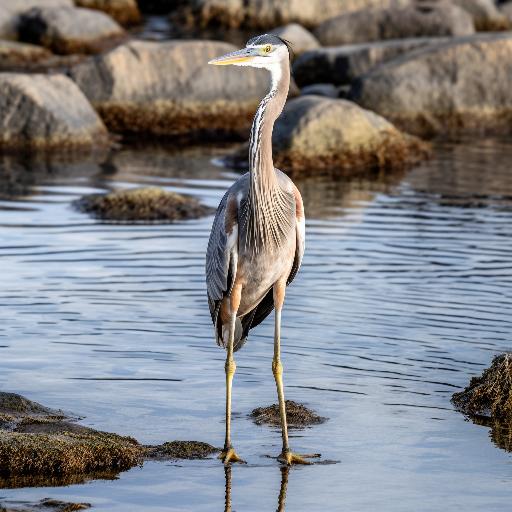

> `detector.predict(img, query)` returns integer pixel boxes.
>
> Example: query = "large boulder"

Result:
[69,40,270,137]
[18,6,125,55]
[350,33,512,136]
[272,96,428,176]
[452,0,509,31]
[0,73,109,151]
[293,37,448,87]
[174,0,411,30]
[270,23,319,56]
[74,0,142,26]
[315,3,474,46]
[0,0,73,40]
[0,40,52,71]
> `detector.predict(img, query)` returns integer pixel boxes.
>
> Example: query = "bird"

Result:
[206,34,314,466]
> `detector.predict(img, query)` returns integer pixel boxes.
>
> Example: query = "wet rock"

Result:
[75,0,142,26]
[174,0,412,30]
[145,441,219,460]
[0,498,90,512]
[350,33,512,137]
[314,3,474,46]
[18,6,125,55]
[0,73,109,152]
[251,400,326,428]
[0,391,143,478]
[0,40,52,70]
[293,37,448,87]
[0,0,73,40]
[453,0,509,31]
[74,187,214,222]
[270,23,319,57]
[69,40,269,138]
[300,84,339,98]
[452,353,512,421]
[270,96,429,177]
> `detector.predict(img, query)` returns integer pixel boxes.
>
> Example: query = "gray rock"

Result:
[315,2,474,46]
[293,37,448,86]
[502,1,512,22]
[69,40,270,137]
[270,23,319,56]
[300,84,339,98]
[0,73,109,151]
[174,0,412,30]
[452,0,509,31]
[75,0,141,26]
[272,96,429,176]
[0,0,73,40]
[18,6,125,55]
[350,33,512,136]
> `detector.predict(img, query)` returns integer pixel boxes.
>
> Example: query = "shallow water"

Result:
[0,140,511,511]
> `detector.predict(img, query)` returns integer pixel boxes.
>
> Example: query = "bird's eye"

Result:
[263,45,272,53]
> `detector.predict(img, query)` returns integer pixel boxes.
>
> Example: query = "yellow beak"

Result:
[208,48,256,66]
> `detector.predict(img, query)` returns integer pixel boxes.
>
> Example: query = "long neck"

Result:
[244,59,293,252]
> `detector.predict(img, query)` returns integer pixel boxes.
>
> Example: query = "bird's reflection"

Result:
[224,465,290,511]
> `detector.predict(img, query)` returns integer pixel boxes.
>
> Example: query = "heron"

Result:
[206,34,314,465]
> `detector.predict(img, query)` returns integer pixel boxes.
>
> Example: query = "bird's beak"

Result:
[208,47,257,66]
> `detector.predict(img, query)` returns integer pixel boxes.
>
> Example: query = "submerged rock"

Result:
[0,498,90,512]
[174,0,411,30]
[18,6,125,55]
[251,400,326,428]
[351,33,512,136]
[75,0,141,26]
[0,391,143,478]
[452,353,512,421]
[69,40,268,138]
[145,441,219,460]
[74,187,214,222]
[453,0,509,31]
[0,73,109,152]
[314,3,474,46]
[293,37,448,87]
[270,96,429,177]
[270,23,319,56]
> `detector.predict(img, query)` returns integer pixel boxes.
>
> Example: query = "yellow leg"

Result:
[273,281,319,466]
[219,284,245,465]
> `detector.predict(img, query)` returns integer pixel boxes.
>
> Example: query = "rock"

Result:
[300,83,339,98]
[0,0,73,40]
[0,73,109,152]
[18,6,125,55]
[502,1,512,22]
[270,23,319,56]
[293,37,448,87]
[0,391,143,478]
[270,96,429,177]
[174,0,412,30]
[69,40,269,137]
[452,0,509,31]
[74,187,214,222]
[145,441,219,460]
[350,33,512,136]
[315,2,474,46]
[251,400,326,428]
[0,498,90,512]
[74,0,142,26]
[0,40,52,70]
[452,354,512,421]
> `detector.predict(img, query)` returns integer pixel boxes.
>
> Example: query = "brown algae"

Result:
[251,400,326,428]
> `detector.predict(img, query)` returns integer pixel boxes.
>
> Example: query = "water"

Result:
[0,140,511,511]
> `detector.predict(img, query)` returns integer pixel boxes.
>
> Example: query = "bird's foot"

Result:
[219,446,246,465]
[278,450,321,466]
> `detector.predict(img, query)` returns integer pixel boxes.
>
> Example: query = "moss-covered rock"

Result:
[0,41,52,70]
[74,187,214,222]
[145,441,219,460]
[251,400,326,428]
[75,0,141,26]
[0,498,90,512]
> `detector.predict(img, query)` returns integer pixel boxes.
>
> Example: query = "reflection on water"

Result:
[0,140,511,510]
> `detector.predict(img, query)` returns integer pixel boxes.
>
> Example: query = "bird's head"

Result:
[208,34,291,70]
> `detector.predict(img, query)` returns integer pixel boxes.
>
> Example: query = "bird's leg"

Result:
[273,280,318,466]
[219,283,245,465]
